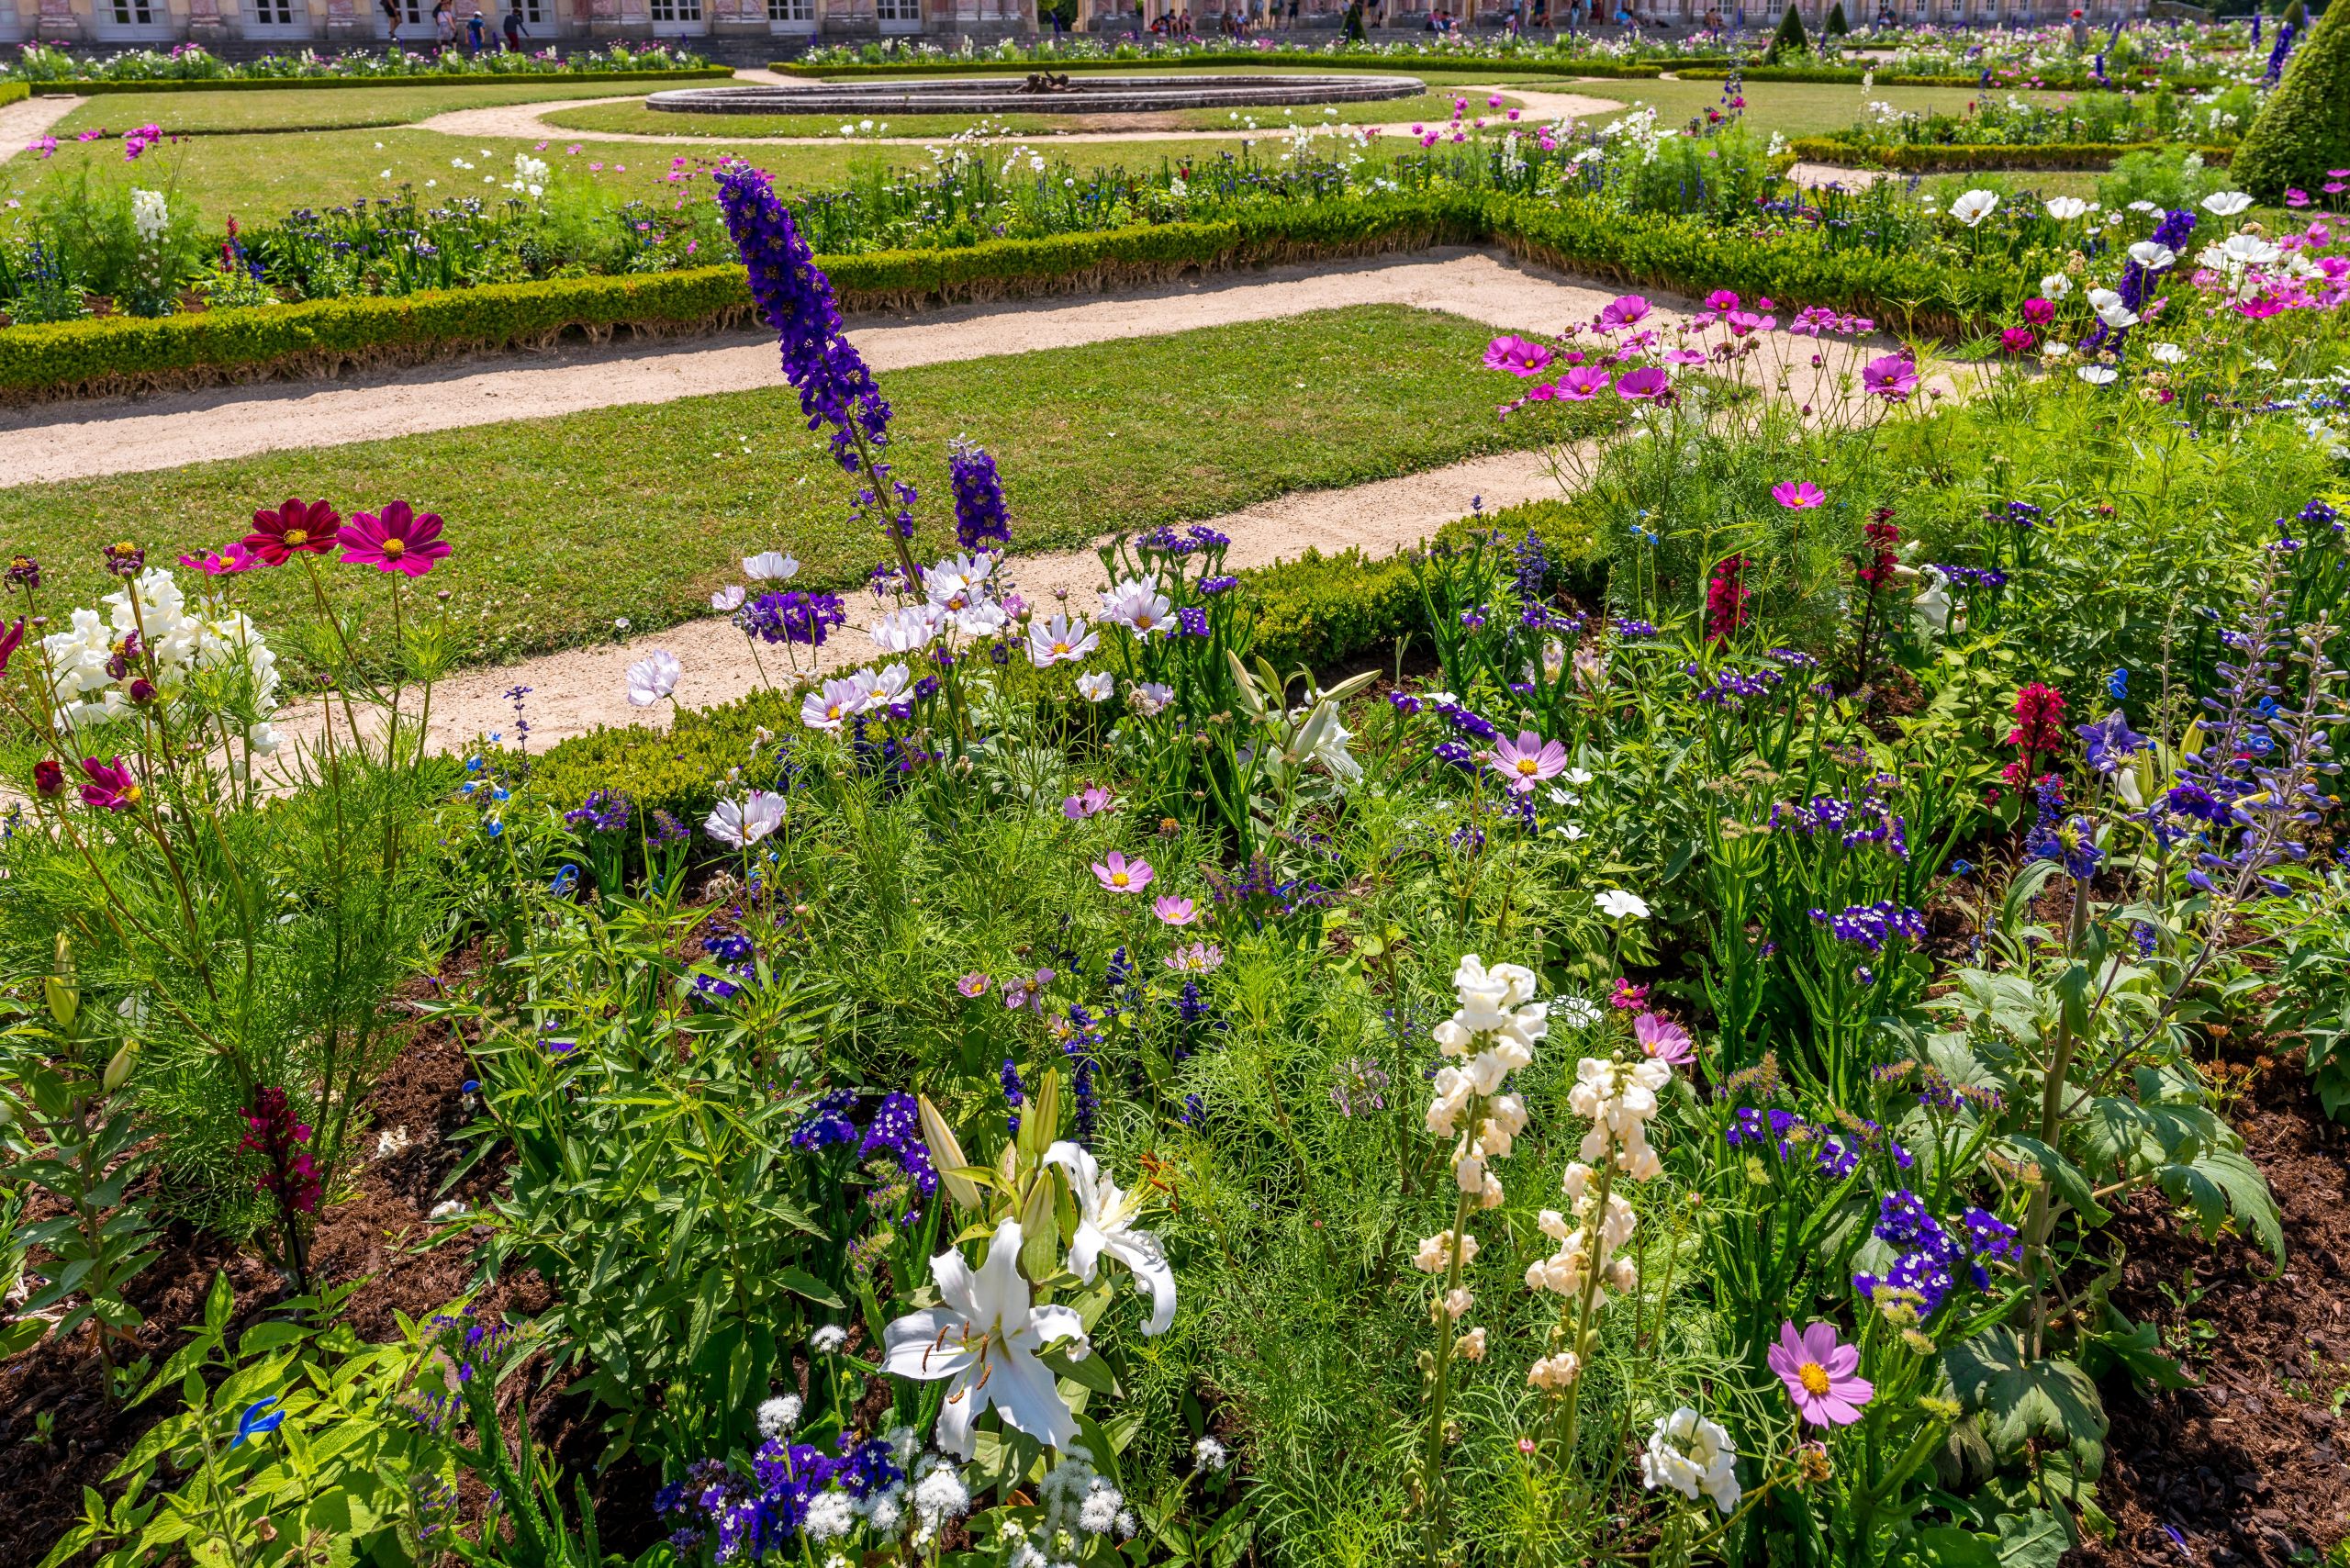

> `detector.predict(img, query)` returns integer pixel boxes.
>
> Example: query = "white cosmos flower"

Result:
[2077,364,2120,385]
[711,585,747,612]
[1950,188,1998,227]
[2127,240,2177,270]
[923,552,996,614]
[1098,575,1173,637]
[862,662,912,712]
[2086,288,2139,329]
[744,551,800,581]
[2045,196,2088,221]
[705,790,787,848]
[2201,231,2281,272]
[1027,612,1100,667]
[881,1217,1087,1458]
[1563,767,1595,785]
[871,603,945,655]
[801,675,869,731]
[1076,671,1114,702]
[2040,272,2073,299]
[1640,1407,1740,1514]
[1132,681,1174,717]
[2201,189,2253,218]
[1043,1142,1178,1335]
[1595,889,1651,921]
[2148,341,2184,364]
[946,599,1009,639]
[625,649,682,708]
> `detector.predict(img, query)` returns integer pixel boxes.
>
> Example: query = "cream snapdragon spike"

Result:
[1425,955,1547,1206]
[1524,1052,1673,1392]
[44,566,285,768]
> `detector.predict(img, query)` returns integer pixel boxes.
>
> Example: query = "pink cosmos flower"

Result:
[957,972,990,997]
[1632,1011,1694,1066]
[78,756,140,812]
[1769,1321,1874,1427]
[1771,481,1826,510]
[1999,327,2037,354]
[1483,334,1556,377]
[1551,364,1614,400]
[1092,851,1155,894]
[1664,348,1707,366]
[1062,784,1113,819]
[1725,309,1775,337]
[337,501,451,577]
[1862,354,1920,402]
[1489,730,1568,795]
[2020,297,2055,325]
[177,542,260,576]
[1610,979,1649,1011]
[1597,294,1653,330]
[2287,187,2311,208]
[1705,288,1740,312]
[1165,942,1224,973]
[1614,366,1670,402]
[1154,895,1199,926]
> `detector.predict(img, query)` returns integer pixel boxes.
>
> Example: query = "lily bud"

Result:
[916,1094,983,1214]
[103,1040,138,1093]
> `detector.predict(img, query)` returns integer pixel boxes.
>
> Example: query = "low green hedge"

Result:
[767,53,1679,79]
[1785,135,2238,171]
[1678,64,2205,90]
[520,496,1606,822]
[27,67,733,95]
[0,82,27,109]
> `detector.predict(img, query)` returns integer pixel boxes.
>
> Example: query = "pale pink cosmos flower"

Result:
[1154,895,1199,926]
[957,972,990,998]
[1092,851,1155,894]
[1490,730,1568,795]
[1632,1012,1694,1066]
[1165,942,1225,973]
[1769,1322,1874,1427]
[1063,785,1113,820]
[1772,481,1826,510]
[1484,335,1555,377]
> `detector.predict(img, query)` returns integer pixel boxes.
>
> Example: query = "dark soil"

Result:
[2069,1043,2350,1568]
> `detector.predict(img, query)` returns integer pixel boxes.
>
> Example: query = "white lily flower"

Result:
[1043,1142,1178,1336]
[882,1217,1087,1458]
[1595,889,1651,921]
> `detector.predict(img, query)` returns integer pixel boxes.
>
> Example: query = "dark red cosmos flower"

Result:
[78,756,140,812]
[336,501,452,578]
[244,498,341,566]
[0,618,22,674]
[32,758,63,797]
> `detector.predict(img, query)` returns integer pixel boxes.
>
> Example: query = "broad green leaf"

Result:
[1942,1328,2107,1472]
[1993,1507,2068,1568]
[774,1266,844,1310]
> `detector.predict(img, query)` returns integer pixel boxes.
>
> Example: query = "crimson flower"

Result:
[0,617,22,674]
[338,502,451,577]
[33,758,63,797]
[78,756,140,812]
[1705,555,1751,644]
[245,498,341,566]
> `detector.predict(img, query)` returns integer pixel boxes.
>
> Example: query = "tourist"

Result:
[434,0,456,50]
[379,0,401,40]
[465,5,486,50]
[501,0,525,49]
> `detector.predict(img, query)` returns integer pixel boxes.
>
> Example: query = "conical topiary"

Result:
[1824,0,1850,36]
[2285,0,2308,28]
[2232,0,2350,200]
[1766,0,1807,61]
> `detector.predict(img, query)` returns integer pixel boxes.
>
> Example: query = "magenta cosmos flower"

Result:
[1632,1012,1694,1066]
[1861,354,1919,402]
[1615,366,1671,402]
[1062,785,1112,820]
[1771,481,1826,510]
[1705,288,1740,312]
[1490,730,1568,795]
[1484,335,1555,377]
[1769,1321,1874,1427]
[1546,364,1614,401]
[178,542,259,577]
[1154,895,1199,926]
[1597,294,1652,330]
[1092,851,1155,894]
[78,756,140,812]
[338,501,451,577]
[244,498,341,566]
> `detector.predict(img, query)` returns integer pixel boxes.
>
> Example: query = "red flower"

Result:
[1858,517,1902,589]
[336,501,452,578]
[1706,554,1752,644]
[243,498,341,566]
[33,758,63,797]
[78,756,140,812]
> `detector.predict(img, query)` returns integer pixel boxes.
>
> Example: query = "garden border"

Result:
[764,53,1686,79]
[1784,134,2239,171]
[0,82,27,109]
[1677,64,2204,90]
[20,67,734,96]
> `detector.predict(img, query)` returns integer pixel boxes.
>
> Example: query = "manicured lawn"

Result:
[1566,77,2065,139]
[46,82,655,137]
[0,305,1609,668]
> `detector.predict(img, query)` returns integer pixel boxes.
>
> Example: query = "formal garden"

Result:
[6,3,2350,1566]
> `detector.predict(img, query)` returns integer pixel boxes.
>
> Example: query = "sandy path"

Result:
[408,82,1626,147]
[1784,161,1892,188]
[0,94,84,164]
[6,247,1679,485]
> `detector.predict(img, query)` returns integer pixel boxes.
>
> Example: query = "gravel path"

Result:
[0,94,84,163]
[1784,161,1892,188]
[4,247,1671,486]
[409,82,1626,147]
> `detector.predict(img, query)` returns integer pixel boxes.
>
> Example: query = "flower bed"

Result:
[0,39,713,84]
[27,66,733,95]
[767,52,1678,79]
[1787,135,2240,172]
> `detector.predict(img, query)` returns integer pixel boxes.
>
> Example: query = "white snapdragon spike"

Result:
[1641,1407,1740,1514]
[871,602,944,655]
[861,662,912,713]
[625,649,682,708]
[744,550,800,581]
[1412,1229,1478,1273]
[801,675,869,732]
[1425,953,1548,1207]
[705,790,786,848]
[1528,1351,1581,1389]
[882,1217,1088,1458]
[1043,1142,1177,1335]
[1097,574,1172,637]
[1027,612,1100,668]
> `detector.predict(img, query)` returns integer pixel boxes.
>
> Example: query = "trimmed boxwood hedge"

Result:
[0,186,2024,400]
[25,67,733,96]
[1678,64,2202,89]
[766,53,1681,79]
[1785,134,2238,171]
[0,82,27,109]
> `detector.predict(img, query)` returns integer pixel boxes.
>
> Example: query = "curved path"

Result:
[0,92,84,164]
[410,81,1627,147]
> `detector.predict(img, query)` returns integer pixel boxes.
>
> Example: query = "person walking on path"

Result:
[380,0,402,40]
[501,1,526,50]
[465,6,486,50]
[434,0,456,50]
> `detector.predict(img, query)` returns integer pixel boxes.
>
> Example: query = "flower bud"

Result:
[103,1039,138,1092]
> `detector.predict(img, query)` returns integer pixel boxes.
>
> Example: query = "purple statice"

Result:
[857,1092,937,1203]
[1186,524,1231,552]
[1852,1190,1965,1315]
[1002,1058,1026,1137]
[1927,564,2009,589]
[946,439,1011,552]
[1434,700,1499,745]
[1962,1207,2021,1270]
[713,164,891,480]
[1611,616,1659,638]
[1690,664,1785,708]
[1912,1065,2005,1117]
[1200,574,1238,596]
[1808,902,1927,953]
[1387,690,1423,717]
[564,789,631,834]
[1458,606,1488,631]
[649,809,692,848]
[789,1089,859,1151]
[1176,606,1210,638]
[739,589,848,648]
[1770,787,1908,857]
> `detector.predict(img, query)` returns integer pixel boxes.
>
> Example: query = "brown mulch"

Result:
[2068,1046,2350,1568]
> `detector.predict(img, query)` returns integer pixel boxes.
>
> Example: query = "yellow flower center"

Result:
[380,538,405,557]
[1111,871,1130,888]
[1053,641,1071,655]
[284,529,309,547]
[1798,1362,1831,1397]
[1516,758,1539,776]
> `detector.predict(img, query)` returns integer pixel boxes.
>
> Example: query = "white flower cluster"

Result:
[909,1454,972,1546]
[1639,1406,1740,1515]
[505,151,548,196]
[1567,1057,1671,1179]
[130,187,168,242]
[1526,1161,1638,1301]
[1425,955,1547,1208]
[43,566,282,756]
[1002,1448,1136,1568]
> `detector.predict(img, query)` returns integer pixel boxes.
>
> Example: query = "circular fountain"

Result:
[644,73,1425,117]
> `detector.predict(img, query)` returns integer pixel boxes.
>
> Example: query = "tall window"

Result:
[110,0,156,21]
[250,0,297,23]
[877,0,921,21]
[651,0,702,19]
[515,0,544,20]
[769,0,813,20]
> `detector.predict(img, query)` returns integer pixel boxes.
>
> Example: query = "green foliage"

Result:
[0,82,26,109]
[40,67,731,95]
[766,52,1675,79]
[2230,0,2350,197]
[1768,3,1812,62]
[1825,0,1852,35]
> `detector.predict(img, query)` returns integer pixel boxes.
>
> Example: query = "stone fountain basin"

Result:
[644,73,1427,116]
